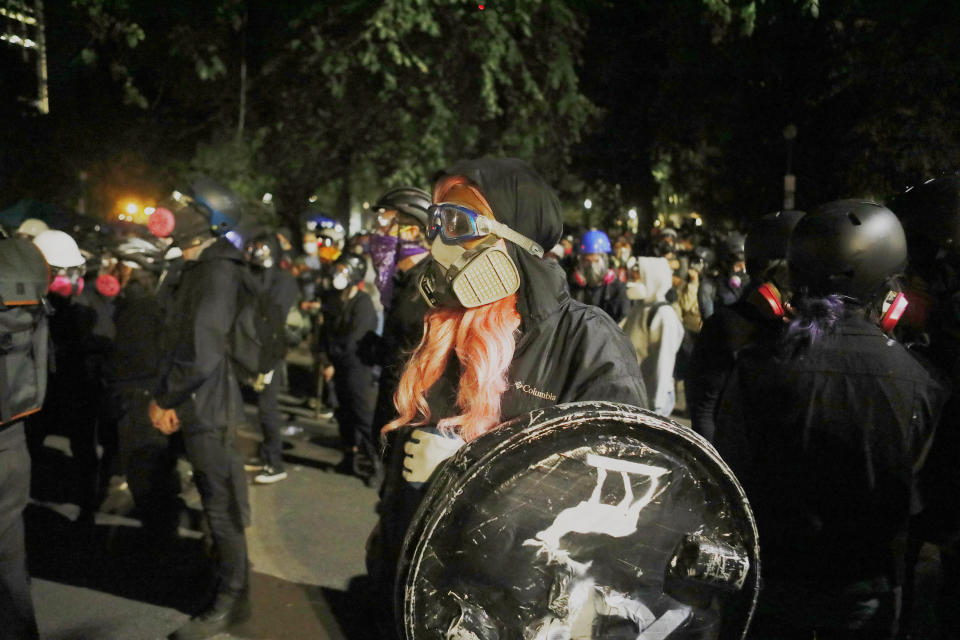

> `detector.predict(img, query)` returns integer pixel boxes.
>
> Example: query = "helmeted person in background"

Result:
[713,201,948,639]
[0,234,49,640]
[103,235,181,539]
[147,178,252,640]
[691,244,718,320]
[27,229,110,522]
[888,176,960,637]
[568,229,630,322]
[368,158,647,638]
[612,235,633,282]
[319,252,378,477]
[687,210,804,442]
[242,231,301,485]
[621,256,684,417]
[714,231,749,306]
[359,187,432,482]
[15,217,48,240]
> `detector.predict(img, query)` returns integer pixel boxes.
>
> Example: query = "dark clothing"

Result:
[0,422,38,640]
[714,313,948,637]
[686,286,782,442]
[156,238,244,432]
[252,266,300,471]
[321,290,378,458]
[568,275,631,323]
[108,279,180,535]
[156,238,250,598]
[715,272,749,307]
[371,159,648,637]
[183,428,250,595]
[370,259,432,435]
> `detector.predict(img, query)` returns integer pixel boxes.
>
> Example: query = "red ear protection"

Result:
[880,290,909,333]
[749,282,786,319]
[603,269,617,286]
[148,207,176,238]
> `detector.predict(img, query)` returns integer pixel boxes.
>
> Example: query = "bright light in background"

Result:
[262,193,273,204]
[362,201,370,209]
[627,208,637,219]
[584,198,593,210]
[308,195,318,203]
[695,218,703,226]
[125,202,139,215]
[144,207,156,215]
[172,190,184,202]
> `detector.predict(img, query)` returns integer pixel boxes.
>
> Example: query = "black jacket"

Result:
[714,313,947,593]
[370,258,432,433]
[372,159,648,620]
[155,238,245,431]
[687,284,782,442]
[107,278,164,391]
[320,288,378,366]
[568,275,631,323]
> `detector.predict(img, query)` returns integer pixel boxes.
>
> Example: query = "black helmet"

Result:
[373,187,431,228]
[745,210,806,277]
[889,176,960,274]
[335,252,367,286]
[788,200,907,301]
[723,231,746,258]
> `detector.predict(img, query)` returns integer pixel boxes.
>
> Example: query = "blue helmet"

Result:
[579,229,612,255]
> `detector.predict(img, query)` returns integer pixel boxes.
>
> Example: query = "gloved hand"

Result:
[402,427,466,486]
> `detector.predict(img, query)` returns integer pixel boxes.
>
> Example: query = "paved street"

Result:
[27,387,383,640]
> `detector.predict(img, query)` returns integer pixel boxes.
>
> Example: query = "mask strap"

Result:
[486,218,544,258]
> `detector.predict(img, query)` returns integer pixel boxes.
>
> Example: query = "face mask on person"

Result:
[332,271,350,291]
[580,255,609,286]
[49,272,84,297]
[96,273,120,297]
[417,203,543,309]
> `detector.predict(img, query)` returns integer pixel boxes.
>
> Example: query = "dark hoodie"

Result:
[370,158,647,634]
[155,237,245,432]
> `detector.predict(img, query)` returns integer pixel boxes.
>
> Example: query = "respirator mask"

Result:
[49,265,86,297]
[417,202,544,309]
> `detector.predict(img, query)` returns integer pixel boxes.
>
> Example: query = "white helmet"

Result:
[16,218,49,238]
[33,230,85,269]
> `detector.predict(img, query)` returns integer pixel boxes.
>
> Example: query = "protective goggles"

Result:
[427,203,544,258]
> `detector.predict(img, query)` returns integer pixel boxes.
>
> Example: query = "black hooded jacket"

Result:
[371,159,648,626]
[155,237,245,431]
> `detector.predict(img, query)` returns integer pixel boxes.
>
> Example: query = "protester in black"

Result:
[368,158,647,638]
[320,253,379,476]
[149,180,251,640]
[713,201,948,639]
[687,210,804,442]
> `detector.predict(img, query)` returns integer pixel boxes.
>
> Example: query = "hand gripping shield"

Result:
[398,402,759,640]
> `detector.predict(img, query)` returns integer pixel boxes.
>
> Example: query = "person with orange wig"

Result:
[366,157,647,637]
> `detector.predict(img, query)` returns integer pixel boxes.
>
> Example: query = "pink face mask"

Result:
[49,274,84,297]
[96,273,120,297]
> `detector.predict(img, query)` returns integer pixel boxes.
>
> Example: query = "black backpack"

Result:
[0,238,50,426]
[229,267,286,391]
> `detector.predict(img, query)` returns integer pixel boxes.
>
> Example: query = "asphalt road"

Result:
[27,396,383,640]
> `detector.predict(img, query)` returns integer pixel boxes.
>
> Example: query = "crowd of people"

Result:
[1,157,959,640]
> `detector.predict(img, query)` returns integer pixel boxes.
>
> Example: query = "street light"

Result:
[584,198,592,210]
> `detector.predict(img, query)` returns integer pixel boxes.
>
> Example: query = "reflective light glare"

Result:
[627,208,637,219]
[172,190,184,201]
[125,203,138,215]
[584,198,593,209]
[262,192,273,204]
[144,207,156,215]
[308,195,318,203]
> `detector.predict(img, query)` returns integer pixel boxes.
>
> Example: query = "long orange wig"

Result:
[382,176,522,442]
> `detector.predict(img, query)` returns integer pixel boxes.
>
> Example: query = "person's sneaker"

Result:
[169,590,250,639]
[243,456,265,471]
[253,466,288,484]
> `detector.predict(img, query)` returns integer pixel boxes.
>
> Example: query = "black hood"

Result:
[443,157,568,325]
[198,236,246,265]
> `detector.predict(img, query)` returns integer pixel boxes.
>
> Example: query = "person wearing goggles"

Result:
[369,158,648,639]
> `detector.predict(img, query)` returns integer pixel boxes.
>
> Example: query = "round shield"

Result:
[398,402,759,640]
